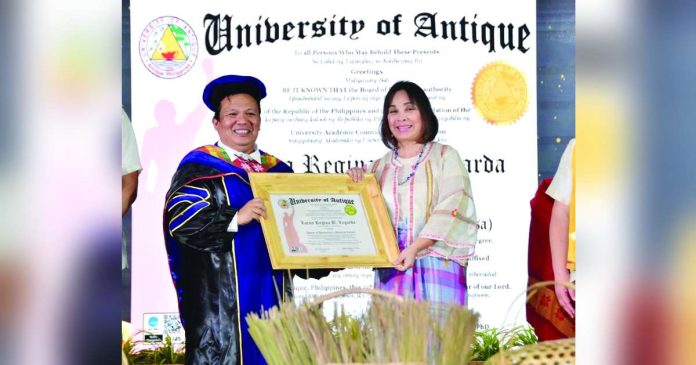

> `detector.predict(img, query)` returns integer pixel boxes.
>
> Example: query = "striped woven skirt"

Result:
[374,256,468,307]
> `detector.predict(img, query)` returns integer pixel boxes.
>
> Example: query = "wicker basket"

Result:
[486,338,575,365]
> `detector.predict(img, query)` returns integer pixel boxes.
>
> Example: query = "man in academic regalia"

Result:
[163,75,316,365]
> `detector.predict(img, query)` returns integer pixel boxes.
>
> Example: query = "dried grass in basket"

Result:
[246,288,479,365]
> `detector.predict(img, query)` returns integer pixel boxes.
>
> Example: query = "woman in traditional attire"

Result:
[348,81,478,306]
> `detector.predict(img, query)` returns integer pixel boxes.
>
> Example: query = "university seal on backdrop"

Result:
[139,16,198,79]
[471,62,528,125]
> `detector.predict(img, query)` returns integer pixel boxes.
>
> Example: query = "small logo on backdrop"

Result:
[471,61,528,125]
[148,316,159,327]
[144,314,164,342]
[278,199,290,209]
[140,16,198,79]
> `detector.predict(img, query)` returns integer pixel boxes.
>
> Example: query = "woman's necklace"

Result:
[393,143,427,185]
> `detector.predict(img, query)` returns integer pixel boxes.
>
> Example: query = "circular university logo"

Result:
[471,61,528,125]
[344,204,357,216]
[140,16,198,79]
[278,199,289,209]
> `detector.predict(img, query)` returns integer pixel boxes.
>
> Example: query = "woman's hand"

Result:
[554,269,576,318]
[392,238,435,271]
[347,167,365,183]
[392,245,419,271]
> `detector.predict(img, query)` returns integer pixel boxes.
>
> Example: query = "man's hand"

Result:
[237,198,267,225]
[554,269,576,318]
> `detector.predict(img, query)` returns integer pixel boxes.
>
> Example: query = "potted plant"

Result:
[469,326,538,364]
[122,333,185,365]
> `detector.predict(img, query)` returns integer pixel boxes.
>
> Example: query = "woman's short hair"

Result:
[379,81,439,149]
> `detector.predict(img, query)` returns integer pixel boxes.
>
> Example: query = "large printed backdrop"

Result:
[130,0,537,338]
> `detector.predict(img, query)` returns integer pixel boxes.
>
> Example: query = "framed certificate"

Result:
[249,173,399,269]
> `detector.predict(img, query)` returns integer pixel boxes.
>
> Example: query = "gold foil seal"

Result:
[472,61,528,125]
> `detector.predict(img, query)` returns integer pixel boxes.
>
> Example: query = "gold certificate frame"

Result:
[249,173,398,269]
